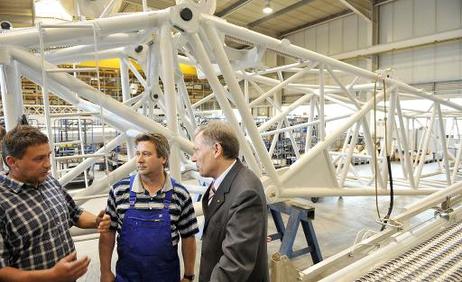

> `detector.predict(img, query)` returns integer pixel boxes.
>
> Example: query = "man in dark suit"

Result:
[192,121,269,282]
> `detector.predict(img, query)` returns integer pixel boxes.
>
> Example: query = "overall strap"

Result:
[163,189,173,208]
[163,177,180,209]
[129,175,137,208]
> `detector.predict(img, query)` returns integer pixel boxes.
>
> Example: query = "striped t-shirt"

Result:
[106,173,199,245]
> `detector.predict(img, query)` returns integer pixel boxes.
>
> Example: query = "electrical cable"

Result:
[381,78,395,231]
[373,79,382,220]
[372,77,395,231]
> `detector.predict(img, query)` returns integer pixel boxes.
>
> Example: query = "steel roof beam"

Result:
[337,0,371,23]
[247,0,316,28]
[215,0,254,17]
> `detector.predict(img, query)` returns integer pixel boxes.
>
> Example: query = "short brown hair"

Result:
[135,132,170,163]
[2,125,49,160]
[196,121,239,159]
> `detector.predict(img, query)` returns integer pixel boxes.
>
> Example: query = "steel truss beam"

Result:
[0,0,461,206]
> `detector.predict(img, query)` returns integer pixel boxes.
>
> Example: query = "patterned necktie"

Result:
[207,182,217,206]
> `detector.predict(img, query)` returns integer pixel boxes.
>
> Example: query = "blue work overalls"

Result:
[115,176,180,282]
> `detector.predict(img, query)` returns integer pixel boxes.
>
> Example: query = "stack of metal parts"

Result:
[356,221,462,282]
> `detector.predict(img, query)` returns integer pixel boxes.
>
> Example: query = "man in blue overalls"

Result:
[99,133,199,282]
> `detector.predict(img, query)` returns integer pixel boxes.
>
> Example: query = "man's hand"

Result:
[96,210,111,233]
[50,252,90,282]
[100,270,115,282]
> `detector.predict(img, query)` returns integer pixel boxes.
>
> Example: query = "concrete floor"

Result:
[74,163,443,281]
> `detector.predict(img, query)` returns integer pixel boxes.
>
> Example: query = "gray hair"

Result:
[196,121,239,159]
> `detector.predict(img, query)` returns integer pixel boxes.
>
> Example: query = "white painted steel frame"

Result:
[0,0,461,204]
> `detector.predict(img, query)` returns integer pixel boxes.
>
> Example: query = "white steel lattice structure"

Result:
[1,0,462,210]
[3,1,462,277]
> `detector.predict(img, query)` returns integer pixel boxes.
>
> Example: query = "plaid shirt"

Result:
[0,174,83,270]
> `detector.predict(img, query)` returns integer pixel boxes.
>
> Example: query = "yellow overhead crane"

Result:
[78,58,197,76]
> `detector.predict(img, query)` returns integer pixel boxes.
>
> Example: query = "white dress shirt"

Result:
[213,160,237,192]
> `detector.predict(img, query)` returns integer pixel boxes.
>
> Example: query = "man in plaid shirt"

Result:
[0,125,111,281]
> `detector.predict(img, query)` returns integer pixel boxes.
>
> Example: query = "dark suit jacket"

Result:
[199,160,269,282]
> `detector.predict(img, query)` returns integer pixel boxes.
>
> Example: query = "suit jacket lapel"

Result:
[201,184,211,215]
[203,160,243,233]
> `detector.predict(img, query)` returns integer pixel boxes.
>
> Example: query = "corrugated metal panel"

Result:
[412,45,435,83]
[379,52,393,72]
[329,19,343,54]
[391,48,413,82]
[411,80,462,96]
[305,28,317,51]
[343,58,369,82]
[379,0,462,44]
[262,50,278,67]
[392,0,413,42]
[435,40,461,81]
[414,0,436,37]
[436,0,461,32]
[316,24,329,54]
[285,13,368,56]
[343,15,358,52]
[357,16,370,49]
[375,0,462,85]
[292,31,305,47]
[460,40,462,81]
[379,2,394,44]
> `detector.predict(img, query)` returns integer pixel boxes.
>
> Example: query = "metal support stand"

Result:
[268,200,323,263]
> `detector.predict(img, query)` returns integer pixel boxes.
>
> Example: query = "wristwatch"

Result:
[183,274,195,281]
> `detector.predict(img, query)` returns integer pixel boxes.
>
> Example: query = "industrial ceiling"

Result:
[0,0,374,38]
